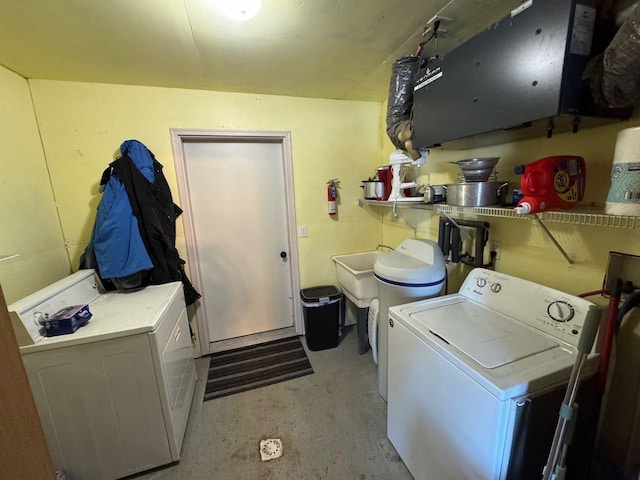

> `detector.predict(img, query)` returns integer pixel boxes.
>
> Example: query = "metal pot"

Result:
[423,184,447,204]
[445,181,509,207]
[361,180,385,200]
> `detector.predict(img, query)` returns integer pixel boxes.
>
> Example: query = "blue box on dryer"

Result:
[44,305,92,337]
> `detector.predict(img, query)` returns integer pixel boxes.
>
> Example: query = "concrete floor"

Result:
[134,327,413,480]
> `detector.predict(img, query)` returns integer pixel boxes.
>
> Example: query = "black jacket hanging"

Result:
[101,140,200,306]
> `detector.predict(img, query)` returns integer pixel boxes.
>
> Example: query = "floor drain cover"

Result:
[260,438,283,461]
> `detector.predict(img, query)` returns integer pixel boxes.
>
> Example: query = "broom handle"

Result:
[542,306,601,480]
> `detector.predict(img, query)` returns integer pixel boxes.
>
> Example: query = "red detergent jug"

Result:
[514,155,586,214]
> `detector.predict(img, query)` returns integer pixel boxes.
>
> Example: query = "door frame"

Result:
[169,128,302,356]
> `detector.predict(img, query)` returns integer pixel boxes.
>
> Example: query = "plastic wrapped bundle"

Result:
[587,6,640,108]
[386,56,422,151]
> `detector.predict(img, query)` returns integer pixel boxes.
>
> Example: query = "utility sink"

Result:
[332,251,381,308]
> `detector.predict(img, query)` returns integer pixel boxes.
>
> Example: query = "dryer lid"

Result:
[409,300,559,369]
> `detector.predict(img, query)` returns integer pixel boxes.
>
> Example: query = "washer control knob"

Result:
[547,300,575,323]
[490,283,502,293]
[477,278,487,287]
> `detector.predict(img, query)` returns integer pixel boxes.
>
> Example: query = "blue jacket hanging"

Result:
[83,147,153,286]
[81,140,200,306]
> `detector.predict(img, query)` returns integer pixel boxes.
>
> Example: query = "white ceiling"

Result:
[0,0,520,101]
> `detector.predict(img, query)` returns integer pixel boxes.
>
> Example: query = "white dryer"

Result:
[387,268,601,480]
[9,270,197,480]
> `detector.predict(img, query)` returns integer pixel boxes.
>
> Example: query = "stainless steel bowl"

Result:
[450,157,500,182]
[453,157,500,169]
[460,168,496,182]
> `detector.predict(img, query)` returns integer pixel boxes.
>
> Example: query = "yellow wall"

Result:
[6,70,640,305]
[0,66,70,304]
[379,108,640,296]
[27,80,385,291]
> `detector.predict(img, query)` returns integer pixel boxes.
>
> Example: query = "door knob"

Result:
[280,251,287,259]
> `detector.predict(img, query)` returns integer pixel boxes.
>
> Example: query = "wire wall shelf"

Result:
[359,199,639,229]
[538,210,639,229]
[437,204,529,220]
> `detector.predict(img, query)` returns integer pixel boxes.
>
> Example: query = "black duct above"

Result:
[410,0,634,150]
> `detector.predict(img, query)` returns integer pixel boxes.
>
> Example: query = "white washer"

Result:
[387,268,600,480]
[374,238,445,400]
[9,270,197,480]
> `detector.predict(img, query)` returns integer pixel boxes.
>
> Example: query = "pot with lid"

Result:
[361,179,385,200]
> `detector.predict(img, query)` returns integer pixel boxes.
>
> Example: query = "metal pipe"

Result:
[533,216,574,264]
[598,279,622,394]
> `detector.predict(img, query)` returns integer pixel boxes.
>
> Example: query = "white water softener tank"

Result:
[606,126,640,216]
[373,239,446,401]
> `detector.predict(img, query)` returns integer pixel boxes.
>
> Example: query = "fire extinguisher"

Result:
[327,179,339,216]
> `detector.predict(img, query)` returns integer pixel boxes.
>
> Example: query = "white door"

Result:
[171,130,301,354]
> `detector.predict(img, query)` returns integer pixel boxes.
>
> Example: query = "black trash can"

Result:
[300,285,342,351]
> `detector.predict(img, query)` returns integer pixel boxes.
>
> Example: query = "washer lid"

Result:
[374,250,444,285]
[409,300,559,369]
